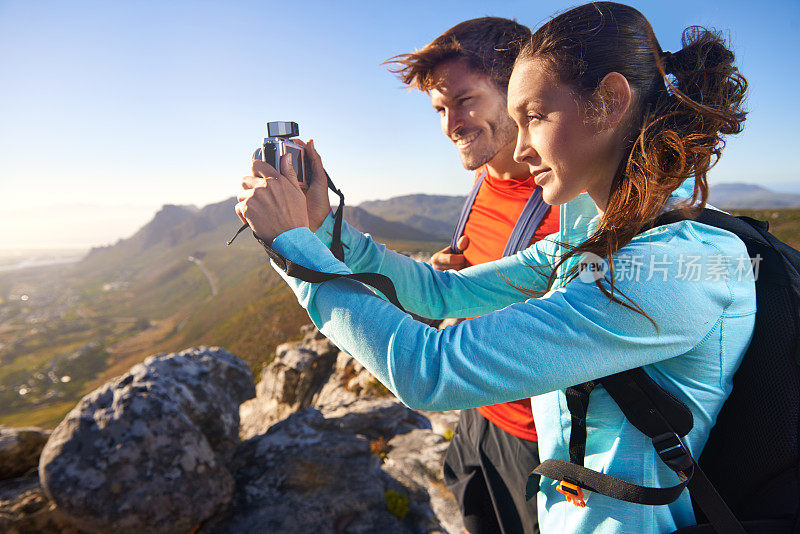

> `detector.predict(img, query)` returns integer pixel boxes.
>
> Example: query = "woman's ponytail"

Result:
[660,26,747,136]
[636,26,748,210]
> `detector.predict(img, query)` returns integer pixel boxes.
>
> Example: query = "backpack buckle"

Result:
[556,479,586,508]
[652,432,693,473]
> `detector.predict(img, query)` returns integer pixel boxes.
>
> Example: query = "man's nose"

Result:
[443,109,463,137]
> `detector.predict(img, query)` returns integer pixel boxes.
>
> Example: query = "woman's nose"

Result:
[513,132,536,164]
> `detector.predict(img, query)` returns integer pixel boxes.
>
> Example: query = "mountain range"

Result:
[83,182,800,256]
[359,194,466,240]
[707,183,800,209]
[2,180,797,428]
[87,196,454,258]
[356,183,800,234]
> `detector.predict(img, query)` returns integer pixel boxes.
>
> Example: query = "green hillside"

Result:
[0,201,443,429]
[0,228,300,427]
[359,194,466,240]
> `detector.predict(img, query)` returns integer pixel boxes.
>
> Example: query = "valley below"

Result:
[0,198,444,428]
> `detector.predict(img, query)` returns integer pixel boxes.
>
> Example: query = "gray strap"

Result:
[450,169,551,256]
[502,186,550,257]
[450,169,487,253]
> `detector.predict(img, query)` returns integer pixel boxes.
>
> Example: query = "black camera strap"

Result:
[325,170,345,262]
[228,171,407,312]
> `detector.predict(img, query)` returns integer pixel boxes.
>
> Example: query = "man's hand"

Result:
[430,236,469,271]
[293,138,331,232]
[236,154,309,244]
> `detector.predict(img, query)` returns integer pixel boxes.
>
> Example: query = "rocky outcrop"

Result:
[207,407,432,533]
[38,347,254,534]
[229,325,463,533]
[5,326,463,533]
[0,427,51,480]
[239,325,340,438]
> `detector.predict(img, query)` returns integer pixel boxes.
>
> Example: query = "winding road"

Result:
[187,256,218,297]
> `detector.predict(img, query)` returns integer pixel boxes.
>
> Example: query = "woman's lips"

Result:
[532,168,550,185]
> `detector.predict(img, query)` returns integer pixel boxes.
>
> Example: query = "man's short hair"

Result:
[385,17,531,93]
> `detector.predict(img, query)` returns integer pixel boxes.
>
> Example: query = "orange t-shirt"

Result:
[461,166,560,441]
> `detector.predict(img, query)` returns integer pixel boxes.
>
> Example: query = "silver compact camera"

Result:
[252,121,308,190]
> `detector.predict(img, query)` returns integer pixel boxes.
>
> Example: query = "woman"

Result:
[235,3,753,533]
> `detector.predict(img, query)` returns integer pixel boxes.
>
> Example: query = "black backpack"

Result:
[532,209,800,534]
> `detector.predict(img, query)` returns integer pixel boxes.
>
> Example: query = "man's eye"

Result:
[527,113,543,123]
[458,97,472,105]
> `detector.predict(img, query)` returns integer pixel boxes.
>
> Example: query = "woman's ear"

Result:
[595,72,632,129]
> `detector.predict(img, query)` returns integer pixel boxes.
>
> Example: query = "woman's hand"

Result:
[236,154,310,244]
[293,138,332,231]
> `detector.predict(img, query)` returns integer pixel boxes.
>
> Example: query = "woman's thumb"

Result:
[456,235,469,251]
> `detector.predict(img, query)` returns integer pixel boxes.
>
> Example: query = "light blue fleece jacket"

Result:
[269,182,756,534]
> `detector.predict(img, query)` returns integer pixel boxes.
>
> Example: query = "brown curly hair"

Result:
[384,17,531,93]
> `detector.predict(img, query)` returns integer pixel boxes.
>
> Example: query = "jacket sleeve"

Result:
[270,224,748,411]
[305,212,557,319]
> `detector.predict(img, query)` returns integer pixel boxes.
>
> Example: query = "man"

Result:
[386,18,560,534]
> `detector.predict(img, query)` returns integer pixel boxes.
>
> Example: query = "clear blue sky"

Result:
[1,0,798,249]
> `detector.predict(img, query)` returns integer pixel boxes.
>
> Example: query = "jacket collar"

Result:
[557,178,698,244]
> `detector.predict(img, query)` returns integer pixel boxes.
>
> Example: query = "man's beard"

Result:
[456,117,517,171]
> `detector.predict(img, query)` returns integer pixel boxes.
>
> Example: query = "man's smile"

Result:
[453,130,481,148]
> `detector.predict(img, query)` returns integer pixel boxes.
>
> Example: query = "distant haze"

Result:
[0,203,163,251]
[770,181,800,194]
[3,180,798,252]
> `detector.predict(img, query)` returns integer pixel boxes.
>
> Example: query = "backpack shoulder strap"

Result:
[502,186,551,257]
[534,368,695,506]
[534,367,745,533]
[451,169,552,256]
[450,170,487,253]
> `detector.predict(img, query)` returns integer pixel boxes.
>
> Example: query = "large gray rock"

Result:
[124,346,255,462]
[240,325,408,440]
[321,397,431,438]
[39,346,255,534]
[9,325,466,533]
[260,326,340,408]
[206,406,445,534]
[0,426,51,480]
